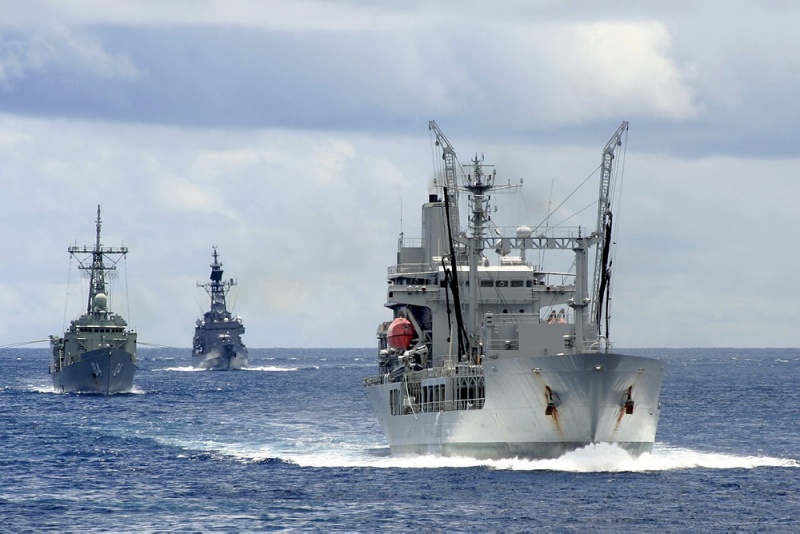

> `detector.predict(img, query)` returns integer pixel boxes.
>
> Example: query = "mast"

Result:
[464,155,495,361]
[68,205,128,314]
[429,122,502,362]
[199,246,235,318]
[591,121,628,337]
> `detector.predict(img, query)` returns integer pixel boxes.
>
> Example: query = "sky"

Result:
[1,0,799,349]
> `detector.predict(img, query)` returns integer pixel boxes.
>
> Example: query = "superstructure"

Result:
[363,122,664,459]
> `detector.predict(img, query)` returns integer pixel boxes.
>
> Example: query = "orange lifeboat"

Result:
[387,317,414,350]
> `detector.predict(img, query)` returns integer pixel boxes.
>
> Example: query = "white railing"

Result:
[387,263,436,276]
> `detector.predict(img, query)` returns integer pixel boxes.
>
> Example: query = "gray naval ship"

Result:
[50,206,137,394]
[363,121,665,459]
[192,247,248,370]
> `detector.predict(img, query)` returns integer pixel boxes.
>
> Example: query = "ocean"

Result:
[0,347,797,532]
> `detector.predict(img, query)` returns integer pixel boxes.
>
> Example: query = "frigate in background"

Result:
[363,121,665,459]
[50,206,137,394]
[192,247,248,370]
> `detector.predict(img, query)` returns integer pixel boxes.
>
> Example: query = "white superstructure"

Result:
[363,122,664,459]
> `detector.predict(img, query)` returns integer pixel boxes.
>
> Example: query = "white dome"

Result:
[94,293,108,309]
[516,225,532,238]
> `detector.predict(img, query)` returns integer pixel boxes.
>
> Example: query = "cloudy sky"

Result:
[1,0,798,349]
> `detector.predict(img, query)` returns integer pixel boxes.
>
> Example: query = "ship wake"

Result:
[484,443,799,472]
[162,438,799,472]
[152,365,302,372]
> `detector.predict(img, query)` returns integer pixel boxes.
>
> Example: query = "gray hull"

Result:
[192,347,248,371]
[52,348,137,395]
[364,352,664,459]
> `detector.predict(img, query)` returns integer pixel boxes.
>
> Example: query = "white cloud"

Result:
[0,24,139,89]
[1,2,799,350]
[0,114,422,347]
[3,113,800,349]
[0,5,705,131]
[0,0,422,32]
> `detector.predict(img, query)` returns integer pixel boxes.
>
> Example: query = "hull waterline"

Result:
[192,350,248,371]
[52,348,136,395]
[365,352,663,459]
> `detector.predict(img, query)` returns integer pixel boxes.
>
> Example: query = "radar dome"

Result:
[94,293,108,310]
[516,225,532,238]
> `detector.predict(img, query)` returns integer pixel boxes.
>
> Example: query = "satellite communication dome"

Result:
[95,293,108,309]
[516,225,532,238]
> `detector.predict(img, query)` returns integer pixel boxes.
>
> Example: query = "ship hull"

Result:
[192,346,248,371]
[364,352,664,459]
[52,347,137,395]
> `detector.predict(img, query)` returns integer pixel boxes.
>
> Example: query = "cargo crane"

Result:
[428,120,463,236]
[591,121,628,341]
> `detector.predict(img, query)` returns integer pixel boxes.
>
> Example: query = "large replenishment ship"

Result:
[363,122,664,459]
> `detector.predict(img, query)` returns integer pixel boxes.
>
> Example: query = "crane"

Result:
[591,121,628,338]
[428,120,462,235]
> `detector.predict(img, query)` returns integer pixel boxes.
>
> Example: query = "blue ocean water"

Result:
[0,347,797,532]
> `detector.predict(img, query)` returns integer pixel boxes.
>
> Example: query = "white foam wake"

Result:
[25,383,57,393]
[24,382,147,395]
[484,443,799,472]
[210,442,799,472]
[244,366,299,372]
[152,365,299,372]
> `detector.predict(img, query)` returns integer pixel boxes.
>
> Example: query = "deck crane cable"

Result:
[531,164,601,234]
[62,251,74,333]
[551,199,599,228]
[0,339,51,348]
[124,253,132,326]
[428,121,465,237]
[538,178,556,270]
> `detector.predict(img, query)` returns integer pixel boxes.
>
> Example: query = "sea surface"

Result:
[0,347,798,532]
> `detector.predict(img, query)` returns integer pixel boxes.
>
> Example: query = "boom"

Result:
[591,121,628,337]
[428,120,461,235]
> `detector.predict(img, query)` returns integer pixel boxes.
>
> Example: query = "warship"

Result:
[50,206,137,394]
[192,247,248,370]
[363,121,665,459]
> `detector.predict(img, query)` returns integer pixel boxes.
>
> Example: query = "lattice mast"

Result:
[68,205,128,314]
[198,247,236,317]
